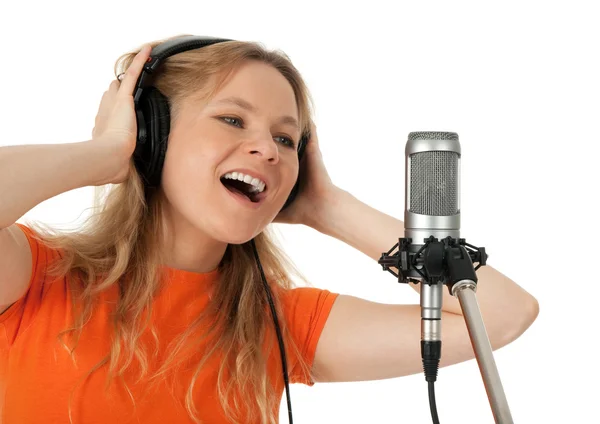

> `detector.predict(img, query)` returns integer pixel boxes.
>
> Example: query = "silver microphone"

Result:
[404,131,461,381]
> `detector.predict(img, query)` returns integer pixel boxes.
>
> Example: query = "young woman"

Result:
[0,35,539,424]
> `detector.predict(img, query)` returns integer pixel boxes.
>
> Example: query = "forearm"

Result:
[0,141,108,228]
[310,188,405,267]
[311,188,539,320]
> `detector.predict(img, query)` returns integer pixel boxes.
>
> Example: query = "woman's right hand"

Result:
[91,44,152,185]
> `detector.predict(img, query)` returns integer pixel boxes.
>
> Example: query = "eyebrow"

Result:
[211,96,300,130]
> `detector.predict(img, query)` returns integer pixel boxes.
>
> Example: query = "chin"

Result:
[219,232,263,246]
[206,221,267,245]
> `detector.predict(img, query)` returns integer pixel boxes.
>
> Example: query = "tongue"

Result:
[223,182,253,201]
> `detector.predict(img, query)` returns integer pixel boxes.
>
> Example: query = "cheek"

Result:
[282,157,300,189]
[163,135,221,180]
[161,144,215,203]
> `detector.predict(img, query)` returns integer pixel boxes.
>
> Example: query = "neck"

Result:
[158,195,227,274]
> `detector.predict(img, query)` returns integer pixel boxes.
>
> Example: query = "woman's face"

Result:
[160,60,301,245]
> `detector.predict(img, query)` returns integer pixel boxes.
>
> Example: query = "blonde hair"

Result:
[25,34,317,424]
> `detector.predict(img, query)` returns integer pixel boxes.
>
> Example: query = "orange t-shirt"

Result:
[0,224,339,424]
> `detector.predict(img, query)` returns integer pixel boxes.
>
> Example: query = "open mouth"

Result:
[220,176,267,204]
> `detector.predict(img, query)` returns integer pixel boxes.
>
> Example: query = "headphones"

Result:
[129,35,298,422]
[131,35,309,211]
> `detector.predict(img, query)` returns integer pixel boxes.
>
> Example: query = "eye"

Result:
[219,116,296,148]
[221,116,243,127]
[274,135,296,148]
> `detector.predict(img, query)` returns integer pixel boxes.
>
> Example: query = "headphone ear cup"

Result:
[133,87,171,188]
[280,131,310,211]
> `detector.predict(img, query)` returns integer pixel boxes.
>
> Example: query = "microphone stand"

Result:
[379,236,514,423]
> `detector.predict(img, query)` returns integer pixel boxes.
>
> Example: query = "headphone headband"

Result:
[133,36,232,103]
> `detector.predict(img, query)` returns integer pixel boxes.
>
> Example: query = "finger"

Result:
[96,86,117,120]
[117,44,152,98]
[107,79,120,95]
[98,83,118,111]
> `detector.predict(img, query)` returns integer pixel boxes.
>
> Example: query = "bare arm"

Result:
[0,141,111,229]
[0,45,153,314]
[309,188,539,382]
[0,141,113,313]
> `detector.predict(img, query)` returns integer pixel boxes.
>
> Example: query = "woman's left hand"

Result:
[274,123,337,226]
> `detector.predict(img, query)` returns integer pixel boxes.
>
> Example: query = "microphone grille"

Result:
[409,150,459,216]
[408,131,458,142]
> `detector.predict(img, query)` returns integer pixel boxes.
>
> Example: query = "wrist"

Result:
[85,139,132,187]
[80,141,112,186]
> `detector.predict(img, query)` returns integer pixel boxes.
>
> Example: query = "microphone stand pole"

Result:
[451,280,513,423]
[379,236,514,423]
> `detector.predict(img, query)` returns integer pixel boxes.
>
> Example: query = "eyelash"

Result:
[219,116,296,148]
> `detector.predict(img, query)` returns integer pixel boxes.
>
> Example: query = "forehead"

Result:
[209,61,298,117]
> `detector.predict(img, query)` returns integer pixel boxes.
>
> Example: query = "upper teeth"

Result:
[223,172,266,193]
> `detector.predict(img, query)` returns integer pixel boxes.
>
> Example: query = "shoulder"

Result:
[278,285,340,318]
[276,285,340,353]
[0,224,71,347]
[14,222,63,264]
[273,285,341,385]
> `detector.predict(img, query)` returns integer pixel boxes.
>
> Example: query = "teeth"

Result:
[223,172,266,193]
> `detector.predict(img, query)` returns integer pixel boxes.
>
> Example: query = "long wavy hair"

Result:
[24,34,317,424]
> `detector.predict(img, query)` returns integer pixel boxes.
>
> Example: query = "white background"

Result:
[1,0,598,423]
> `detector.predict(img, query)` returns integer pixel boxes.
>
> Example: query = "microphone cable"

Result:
[423,339,442,424]
[428,381,440,424]
[250,239,294,423]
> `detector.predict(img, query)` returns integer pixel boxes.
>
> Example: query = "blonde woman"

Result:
[0,35,539,424]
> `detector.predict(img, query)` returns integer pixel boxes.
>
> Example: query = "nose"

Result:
[245,133,280,164]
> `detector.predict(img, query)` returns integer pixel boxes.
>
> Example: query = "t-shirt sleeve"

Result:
[279,286,340,386]
[0,223,62,350]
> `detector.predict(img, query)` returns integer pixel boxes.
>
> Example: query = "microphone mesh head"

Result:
[408,131,459,142]
[409,150,459,216]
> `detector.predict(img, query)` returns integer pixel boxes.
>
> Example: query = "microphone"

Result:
[379,132,503,423]
[404,131,461,385]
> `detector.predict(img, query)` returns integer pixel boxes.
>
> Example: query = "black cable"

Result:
[423,340,442,423]
[428,381,440,424]
[250,239,293,423]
